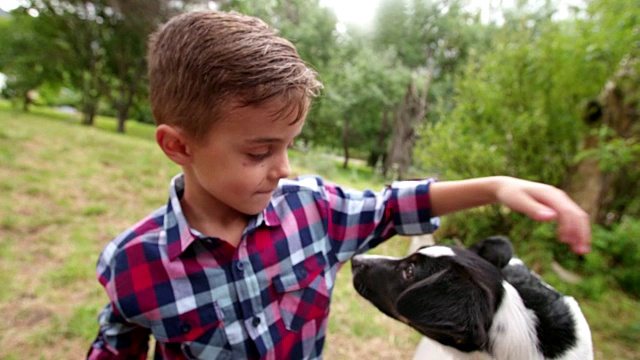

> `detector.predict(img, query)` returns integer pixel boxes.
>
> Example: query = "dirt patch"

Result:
[325,333,417,359]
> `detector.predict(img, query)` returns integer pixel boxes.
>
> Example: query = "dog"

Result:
[351,236,593,360]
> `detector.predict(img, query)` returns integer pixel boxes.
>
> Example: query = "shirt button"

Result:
[181,322,191,334]
[252,316,261,327]
[236,261,245,272]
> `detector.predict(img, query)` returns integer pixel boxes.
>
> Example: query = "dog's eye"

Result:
[402,265,415,280]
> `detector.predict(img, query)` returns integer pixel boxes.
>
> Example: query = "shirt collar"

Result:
[164,174,281,260]
[254,202,281,228]
[165,174,199,260]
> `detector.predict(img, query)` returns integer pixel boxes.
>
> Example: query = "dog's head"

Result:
[351,236,514,353]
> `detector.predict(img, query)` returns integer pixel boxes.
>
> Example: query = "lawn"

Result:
[0,105,638,359]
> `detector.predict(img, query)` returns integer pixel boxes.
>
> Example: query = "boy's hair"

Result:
[147,10,322,141]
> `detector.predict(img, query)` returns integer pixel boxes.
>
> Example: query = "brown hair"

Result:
[147,10,322,141]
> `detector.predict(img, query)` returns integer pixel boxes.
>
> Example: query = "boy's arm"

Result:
[429,176,591,254]
[87,303,150,359]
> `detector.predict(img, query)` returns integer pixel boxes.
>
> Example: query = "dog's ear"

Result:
[395,266,492,352]
[468,236,514,268]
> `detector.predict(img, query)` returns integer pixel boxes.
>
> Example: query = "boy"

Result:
[87,10,590,360]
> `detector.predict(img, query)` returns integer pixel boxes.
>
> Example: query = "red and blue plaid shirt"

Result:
[88,174,438,359]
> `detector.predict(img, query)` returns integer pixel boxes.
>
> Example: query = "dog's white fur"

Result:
[418,245,456,258]
[413,337,492,360]
[559,297,594,360]
[410,255,593,360]
[412,281,542,360]
[412,280,593,360]
[489,281,541,359]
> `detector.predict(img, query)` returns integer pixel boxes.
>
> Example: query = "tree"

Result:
[98,1,160,133]
[85,0,206,132]
[325,41,410,168]
[218,0,338,74]
[373,0,479,179]
[413,0,639,244]
[0,11,64,111]
[564,0,640,225]
[19,0,107,124]
[9,0,206,131]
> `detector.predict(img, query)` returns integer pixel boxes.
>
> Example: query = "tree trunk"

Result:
[564,56,639,225]
[342,117,350,169]
[117,110,127,133]
[81,96,98,126]
[22,90,35,112]
[384,67,433,180]
[368,108,391,168]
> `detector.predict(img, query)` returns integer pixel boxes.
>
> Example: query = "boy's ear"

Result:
[156,124,192,166]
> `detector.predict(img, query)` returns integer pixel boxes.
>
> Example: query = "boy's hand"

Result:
[430,176,592,255]
[494,177,591,255]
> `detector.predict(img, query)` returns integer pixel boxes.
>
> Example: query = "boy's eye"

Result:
[246,145,272,160]
[249,151,271,160]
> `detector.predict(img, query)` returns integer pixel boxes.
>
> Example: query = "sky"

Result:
[320,0,381,27]
[0,0,383,23]
[320,0,585,27]
[0,0,20,12]
[1,0,585,24]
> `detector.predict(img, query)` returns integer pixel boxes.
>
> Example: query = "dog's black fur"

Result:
[351,236,593,359]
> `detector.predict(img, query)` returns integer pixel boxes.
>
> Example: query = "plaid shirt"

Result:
[88,174,438,359]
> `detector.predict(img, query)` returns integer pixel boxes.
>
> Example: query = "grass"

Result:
[0,104,638,359]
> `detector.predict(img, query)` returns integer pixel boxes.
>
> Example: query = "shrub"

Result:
[437,209,640,299]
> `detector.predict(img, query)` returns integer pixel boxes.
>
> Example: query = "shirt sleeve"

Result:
[87,239,151,359]
[87,303,151,359]
[322,177,439,261]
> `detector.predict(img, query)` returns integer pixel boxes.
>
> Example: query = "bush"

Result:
[588,218,640,298]
[436,208,640,299]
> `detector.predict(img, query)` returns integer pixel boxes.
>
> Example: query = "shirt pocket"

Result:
[150,301,232,360]
[273,252,330,332]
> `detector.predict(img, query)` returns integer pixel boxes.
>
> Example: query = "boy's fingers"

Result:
[537,190,592,254]
[499,190,558,221]
[557,208,592,254]
[501,184,592,255]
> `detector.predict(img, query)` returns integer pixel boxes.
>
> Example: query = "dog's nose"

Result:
[351,255,366,271]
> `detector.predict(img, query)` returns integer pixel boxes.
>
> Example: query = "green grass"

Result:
[0,104,638,359]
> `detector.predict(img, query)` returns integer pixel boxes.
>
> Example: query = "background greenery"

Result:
[1,106,639,359]
[0,0,639,358]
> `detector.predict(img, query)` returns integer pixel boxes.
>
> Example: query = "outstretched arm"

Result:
[429,176,591,255]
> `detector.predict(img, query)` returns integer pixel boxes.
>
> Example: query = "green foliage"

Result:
[417,14,591,182]
[311,42,410,162]
[220,0,338,72]
[414,1,639,285]
[575,127,640,172]
[1,0,207,127]
[1,104,639,359]
[373,0,478,71]
[438,207,640,300]
[588,219,640,298]
[546,218,640,301]
[416,0,638,180]
[0,11,64,108]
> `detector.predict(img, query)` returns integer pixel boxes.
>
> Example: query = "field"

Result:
[0,105,638,359]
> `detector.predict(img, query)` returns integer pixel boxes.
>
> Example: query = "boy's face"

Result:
[185,98,305,216]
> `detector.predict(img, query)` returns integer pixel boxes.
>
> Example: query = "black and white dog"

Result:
[351,236,593,360]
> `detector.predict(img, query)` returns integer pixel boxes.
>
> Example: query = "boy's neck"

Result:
[179,174,249,247]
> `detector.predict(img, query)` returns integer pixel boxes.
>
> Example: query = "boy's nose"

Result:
[270,151,291,179]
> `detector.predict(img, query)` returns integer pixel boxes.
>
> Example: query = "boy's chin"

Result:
[240,198,272,215]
